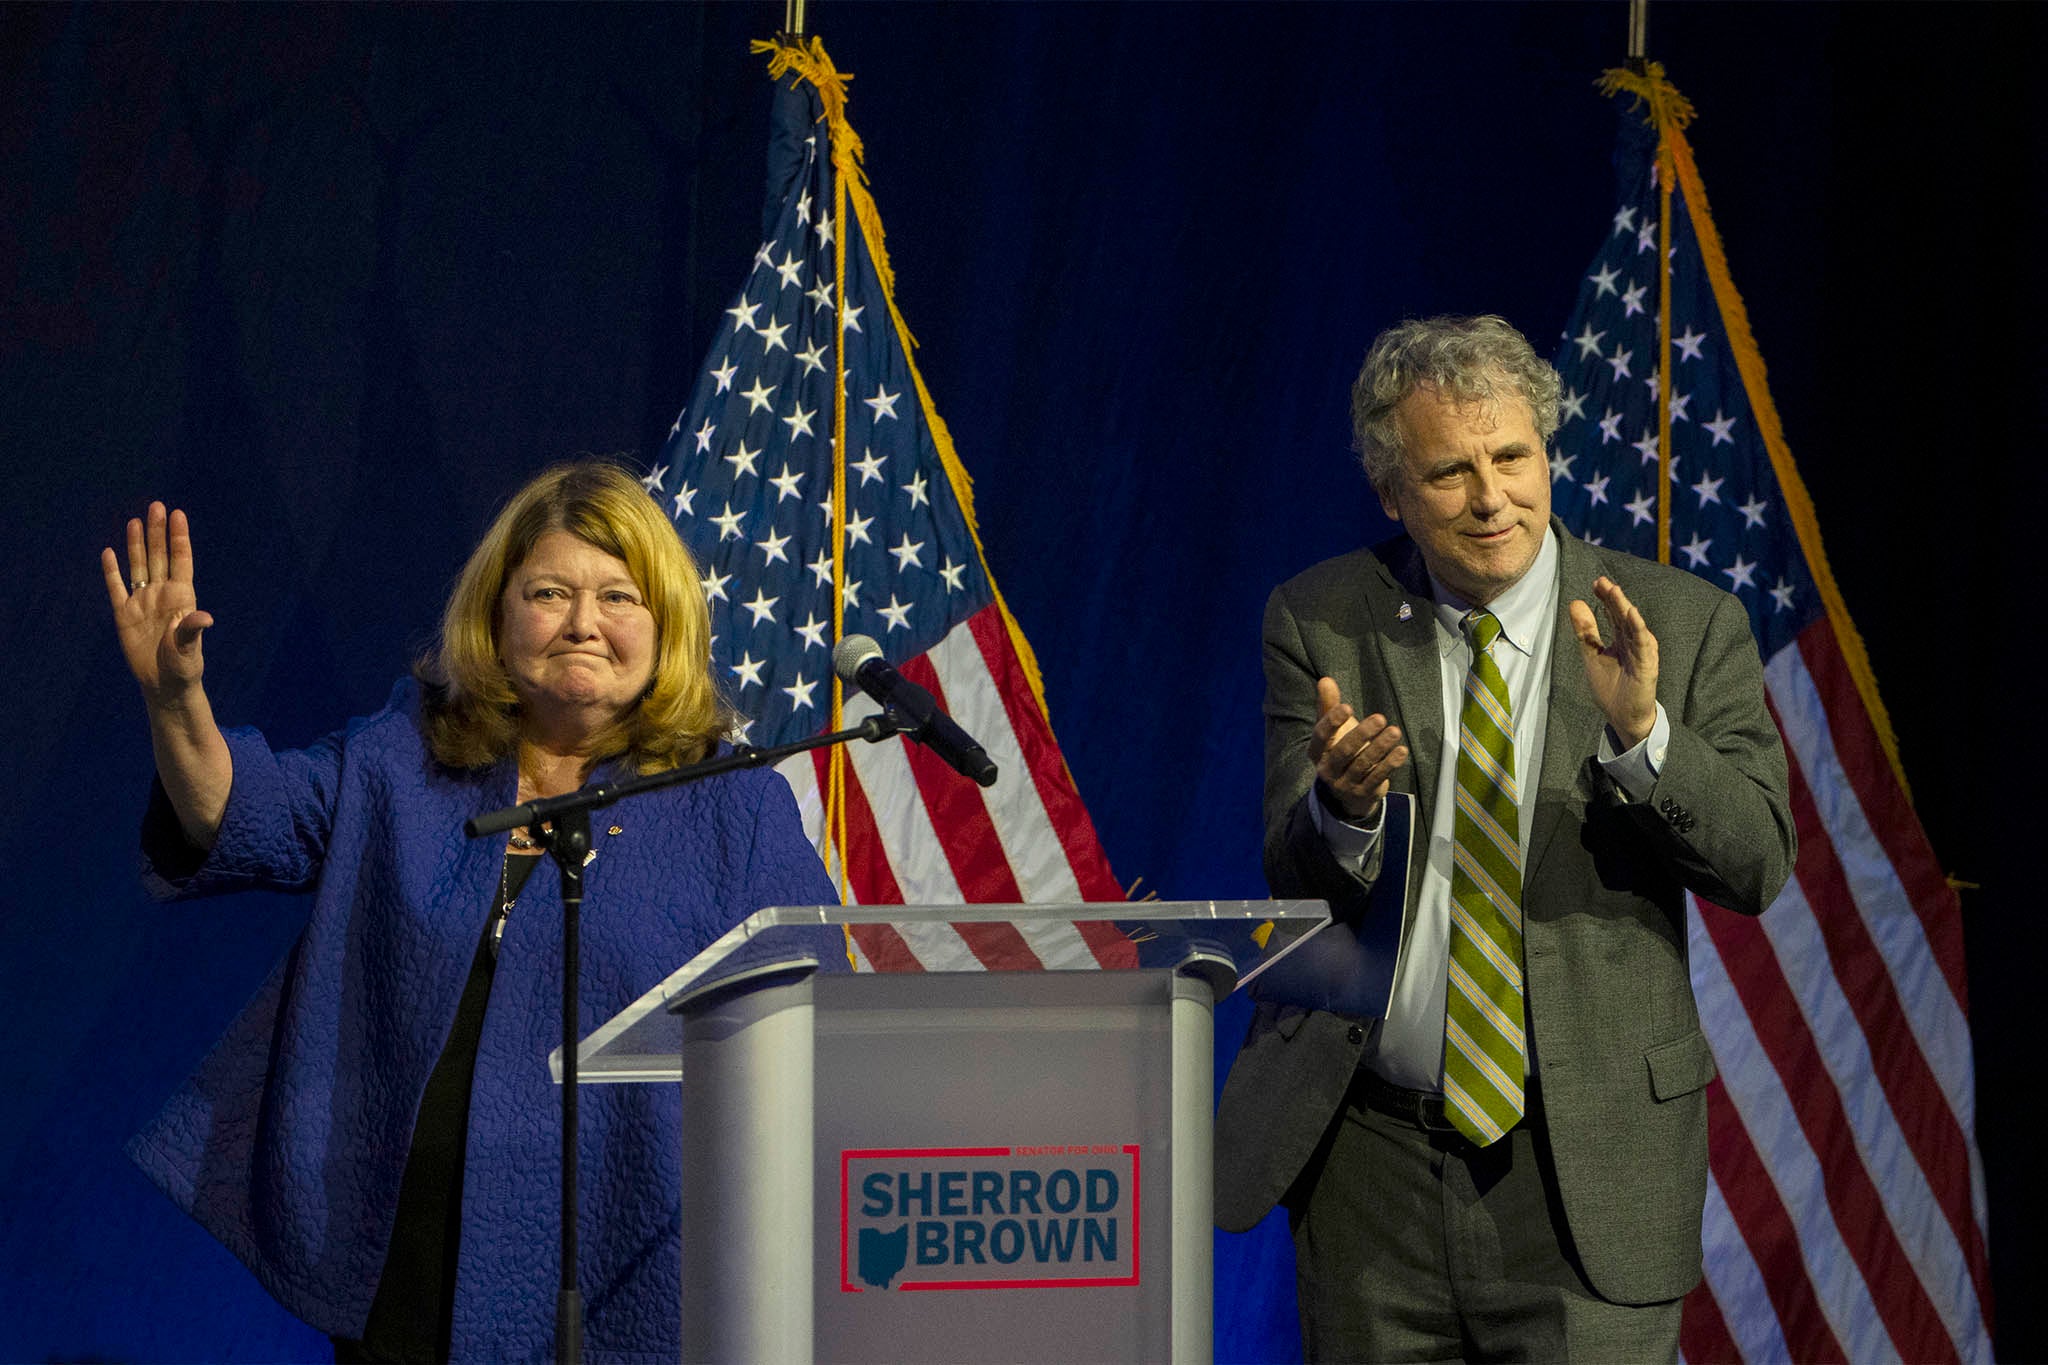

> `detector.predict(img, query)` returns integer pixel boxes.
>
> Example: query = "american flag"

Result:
[1549,65,1991,1364]
[646,37,1127,971]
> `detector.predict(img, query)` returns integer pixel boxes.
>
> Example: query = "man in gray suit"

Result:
[1215,315,1795,1361]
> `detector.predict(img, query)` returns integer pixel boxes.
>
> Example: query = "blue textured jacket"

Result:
[128,680,841,1362]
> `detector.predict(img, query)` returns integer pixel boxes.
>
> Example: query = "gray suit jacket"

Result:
[1214,521,1795,1306]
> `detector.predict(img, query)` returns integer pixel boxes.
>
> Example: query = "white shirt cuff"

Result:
[1596,701,1670,803]
[1307,784,1385,872]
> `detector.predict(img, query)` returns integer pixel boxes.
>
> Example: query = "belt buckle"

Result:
[1406,1091,1438,1129]
[1392,1081,1459,1137]
[1419,1097,1460,1136]
[1362,1073,1446,1133]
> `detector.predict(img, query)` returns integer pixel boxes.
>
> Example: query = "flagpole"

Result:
[1620,0,1674,563]
[753,34,853,899]
[1641,0,1674,567]
[828,61,853,904]
[668,36,1129,950]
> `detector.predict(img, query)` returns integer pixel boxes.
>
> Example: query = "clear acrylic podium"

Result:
[555,899,1330,1364]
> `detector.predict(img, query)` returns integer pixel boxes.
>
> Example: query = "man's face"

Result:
[1377,384,1551,606]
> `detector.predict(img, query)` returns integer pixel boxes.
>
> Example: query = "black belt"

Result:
[1350,1069,1462,1134]
[1350,1068,1538,1138]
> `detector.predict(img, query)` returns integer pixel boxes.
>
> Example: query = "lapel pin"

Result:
[607,825,623,837]
[1396,601,1413,622]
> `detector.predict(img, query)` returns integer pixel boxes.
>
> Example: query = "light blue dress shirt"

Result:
[1309,528,1671,1091]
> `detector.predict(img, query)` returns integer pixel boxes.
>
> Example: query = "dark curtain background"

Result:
[3,3,2038,1361]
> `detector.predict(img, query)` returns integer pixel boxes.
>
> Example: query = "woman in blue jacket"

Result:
[102,460,839,1363]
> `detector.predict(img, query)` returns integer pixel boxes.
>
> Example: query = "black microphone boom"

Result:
[831,635,999,788]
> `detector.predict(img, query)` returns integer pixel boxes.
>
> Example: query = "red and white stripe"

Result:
[1680,616,1992,1364]
[775,603,1133,974]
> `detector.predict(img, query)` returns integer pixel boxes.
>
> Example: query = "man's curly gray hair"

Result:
[1350,314,1563,493]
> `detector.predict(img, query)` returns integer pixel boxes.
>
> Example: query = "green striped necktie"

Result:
[1444,608,1527,1145]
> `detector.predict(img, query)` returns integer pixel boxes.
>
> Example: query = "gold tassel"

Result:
[752,35,1055,719]
[1599,61,1914,802]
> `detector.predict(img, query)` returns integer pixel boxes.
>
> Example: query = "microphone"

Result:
[832,634,998,788]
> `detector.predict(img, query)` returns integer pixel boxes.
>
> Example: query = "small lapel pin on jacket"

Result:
[1397,601,1413,622]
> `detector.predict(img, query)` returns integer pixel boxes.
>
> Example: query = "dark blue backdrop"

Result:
[3,3,2040,1360]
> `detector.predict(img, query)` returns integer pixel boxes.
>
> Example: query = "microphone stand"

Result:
[464,710,909,1365]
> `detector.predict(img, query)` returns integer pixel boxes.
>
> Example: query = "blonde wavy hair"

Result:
[416,459,726,773]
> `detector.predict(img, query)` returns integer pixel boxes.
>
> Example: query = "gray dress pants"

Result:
[1291,1089,1683,1364]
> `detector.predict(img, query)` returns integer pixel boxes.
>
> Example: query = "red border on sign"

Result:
[839,1145,1142,1292]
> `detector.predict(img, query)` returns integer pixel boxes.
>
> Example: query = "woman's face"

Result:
[498,531,657,738]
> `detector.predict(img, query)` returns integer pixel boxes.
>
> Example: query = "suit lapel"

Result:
[1363,539,1444,840]
[1528,527,1608,882]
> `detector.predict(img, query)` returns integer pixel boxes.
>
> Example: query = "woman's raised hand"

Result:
[102,501,213,699]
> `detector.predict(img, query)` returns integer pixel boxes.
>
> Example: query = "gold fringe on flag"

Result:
[755,37,1052,715]
[753,36,1084,887]
[1599,62,1913,800]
